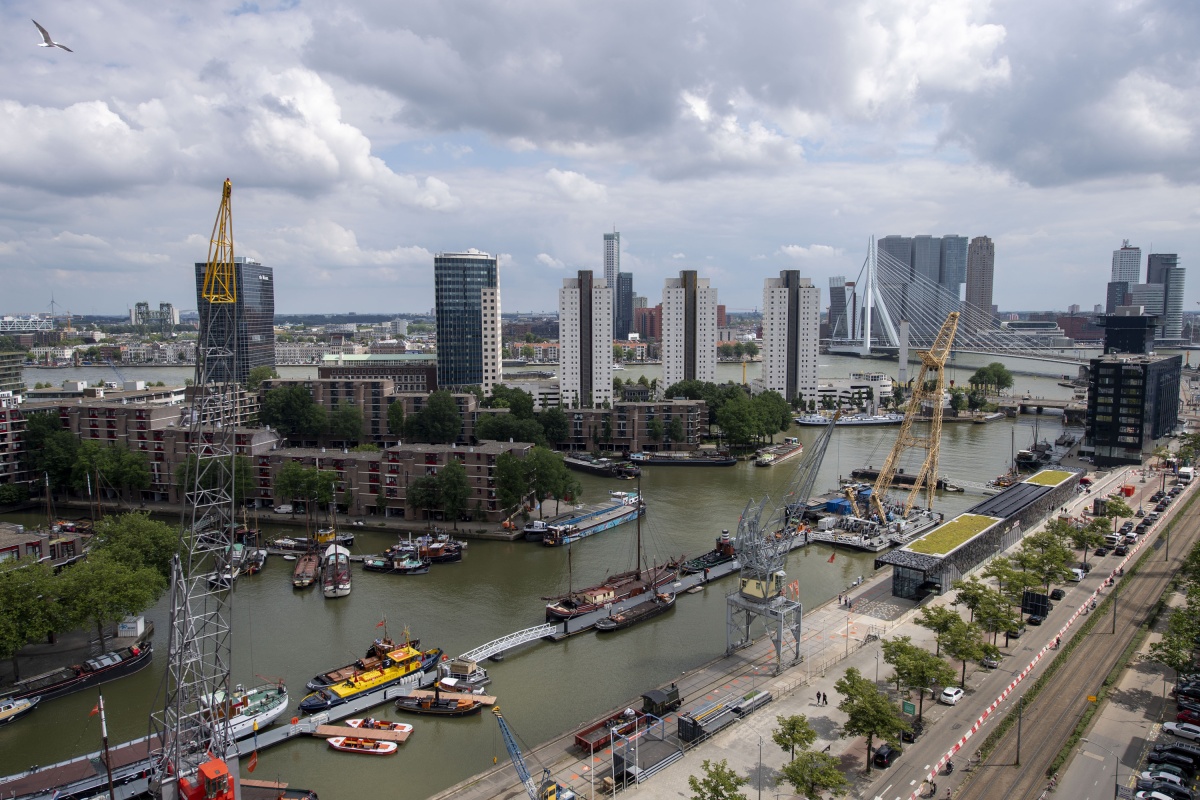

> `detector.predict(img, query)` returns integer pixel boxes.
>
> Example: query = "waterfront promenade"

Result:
[430,463,1179,800]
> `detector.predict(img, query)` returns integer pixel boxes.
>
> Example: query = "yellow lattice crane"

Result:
[201,178,237,304]
[869,312,960,521]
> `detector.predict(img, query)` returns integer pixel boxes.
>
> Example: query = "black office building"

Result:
[1085,352,1181,467]
[194,257,275,385]
[615,272,634,340]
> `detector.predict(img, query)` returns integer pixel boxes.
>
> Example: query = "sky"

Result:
[2,0,1199,317]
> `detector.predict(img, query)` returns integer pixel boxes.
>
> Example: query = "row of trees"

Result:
[24,413,152,501]
[1149,532,1200,680]
[968,362,1016,394]
[0,513,177,678]
[659,381,792,448]
[259,385,365,442]
[717,341,760,360]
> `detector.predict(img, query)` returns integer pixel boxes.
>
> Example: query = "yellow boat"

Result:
[299,643,442,713]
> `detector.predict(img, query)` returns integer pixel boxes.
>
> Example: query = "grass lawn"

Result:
[907,513,1001,555]
[1025,469,1073,487]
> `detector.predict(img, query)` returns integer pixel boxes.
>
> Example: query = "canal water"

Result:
[0,359,1079,798]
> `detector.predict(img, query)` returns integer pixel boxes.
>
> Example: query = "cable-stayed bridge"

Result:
[828,239,1102,370]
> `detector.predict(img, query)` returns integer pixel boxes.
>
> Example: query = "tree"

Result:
[1100,495,1134,532]
[387,400,406,440]
[327,403,364,442]
[943,620,987,688]
[915,605,961,656]
[688,759,748,800]
[245,365,279,391]
[752,391,792,440]
[1069,519,1107,570]
[259,386,327,440]
[777,751,848,800]
[475,413,545,446]
[407,475,441,525]
[495,452,528,514]
[717,390,757,447]
[438,460,471,529]
[539,406,569,446]
[880,635,956,721]
[91,512,179,580]
[834,667,909,773]
[0,483,29,505]
[405,391,462,444]
[0,560,59,679]
[525,447,571,517]
[520,344,536,360]
[60,554,165,649]
[952,576,990,622]
[772,714,817,761]
[647,418,664,443]
[949,388,968,412]
[668,416,686,444]
[1150,601,1200,681]
[718,343,735,360]
[487,386,536,420]
[743,341,759,359]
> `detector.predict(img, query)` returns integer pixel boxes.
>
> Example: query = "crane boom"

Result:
[870,312,960,520]
[492,707,575,800]
[149,180,242,800]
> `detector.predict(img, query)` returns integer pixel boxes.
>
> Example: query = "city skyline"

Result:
[0,2,1197,316]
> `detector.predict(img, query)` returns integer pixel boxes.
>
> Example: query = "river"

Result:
[0,358,1078,798]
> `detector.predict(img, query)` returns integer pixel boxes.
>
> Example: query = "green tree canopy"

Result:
[539,406,569,445]
[777,751,848,800]
[772,714,818,761]
[91,512,179,580]
[407,475,441,525]
[717,390,757,446]
[327,403,365,442]
[0,560,60,679]
[387,400,406,439]
[834,666,910,773]
[246,365,280,391]
[60,554,166,649]
[485,386,536,420]
[688,759,748,800]
[437,459,471,529]
[260,386,327,440]
[475,413,545,446]
[943,620,988,688]
[405,391,462,444]
[175,454,255,507]
[495,452,528,514]
[915,605,961,656]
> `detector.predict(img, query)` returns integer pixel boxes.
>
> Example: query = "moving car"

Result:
[981,656,1000,669]
[1115,545,1129,556]
[1028,615,1045,626]
[940,687,965,705]
[1094,547,1110,557]
[1050,588,1066,600]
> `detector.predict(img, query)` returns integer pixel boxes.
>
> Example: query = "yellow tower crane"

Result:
[869,312,960,521]
[202,178,237,304]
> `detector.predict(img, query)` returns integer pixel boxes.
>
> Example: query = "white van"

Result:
[1105,534,1122,547]
[1069,568,1086,582]
[1179,466,1194,484]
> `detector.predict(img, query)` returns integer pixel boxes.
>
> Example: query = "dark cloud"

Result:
[937,0,1200,185]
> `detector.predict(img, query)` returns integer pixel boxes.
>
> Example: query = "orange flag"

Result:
[89,704,99,717]
[376,619,386,628]
[247,751,258,773]
[827,552,836,563]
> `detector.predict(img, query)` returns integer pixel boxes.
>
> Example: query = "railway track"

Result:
[956,507,1200,800]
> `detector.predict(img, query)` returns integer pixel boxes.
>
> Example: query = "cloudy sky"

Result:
[2,0,1198,316]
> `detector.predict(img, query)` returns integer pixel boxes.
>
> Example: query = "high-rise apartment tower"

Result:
[760,272,820,403]
[965,236,995,324]
[662,270,717,388]
[604,231,620,321]
[558,271,613,408]
[434,249,502,392]
[1147,253,1186,340]
[1111,241,1141,283]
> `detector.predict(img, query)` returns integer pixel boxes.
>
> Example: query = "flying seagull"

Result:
[32,19,73,52]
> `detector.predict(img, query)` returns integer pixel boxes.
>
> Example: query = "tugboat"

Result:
[362,552,431,575]
[594,592,676,632]
[394,684,484,717]
[679,531,737,575]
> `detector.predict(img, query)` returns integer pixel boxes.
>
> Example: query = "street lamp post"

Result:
[757,737,763,800]
[875,652,880,686]
[1080,738,1124,799]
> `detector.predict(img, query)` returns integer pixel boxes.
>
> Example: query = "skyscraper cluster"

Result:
[1103,242,1185,341]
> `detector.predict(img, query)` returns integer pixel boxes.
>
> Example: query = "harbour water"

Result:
[0,358,1079,798]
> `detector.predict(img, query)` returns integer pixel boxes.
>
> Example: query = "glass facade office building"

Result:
[434,250,502,391]
[194,257,275,385]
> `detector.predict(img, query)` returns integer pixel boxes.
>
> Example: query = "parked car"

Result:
[1144,762,1192,782]
[1136,783,1193,800]
[1175,686,1200,701]
[1147,752,1197,777]
[1149,513,1161,522]
[1154,740,1200,759]
[981,655,1001,669]
[1164,722,1200,740]
[1176,699,1200,715]
[940,687,965,705]
[1050,588,1066,600]
[1141,768,1188,786]
[1028,614,1045,626]
[1136,508,1146,517]
[1094,547,1110,557]
[1115,545,1129,556]
[873,743,899,768]
[1177,710,1200,725]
